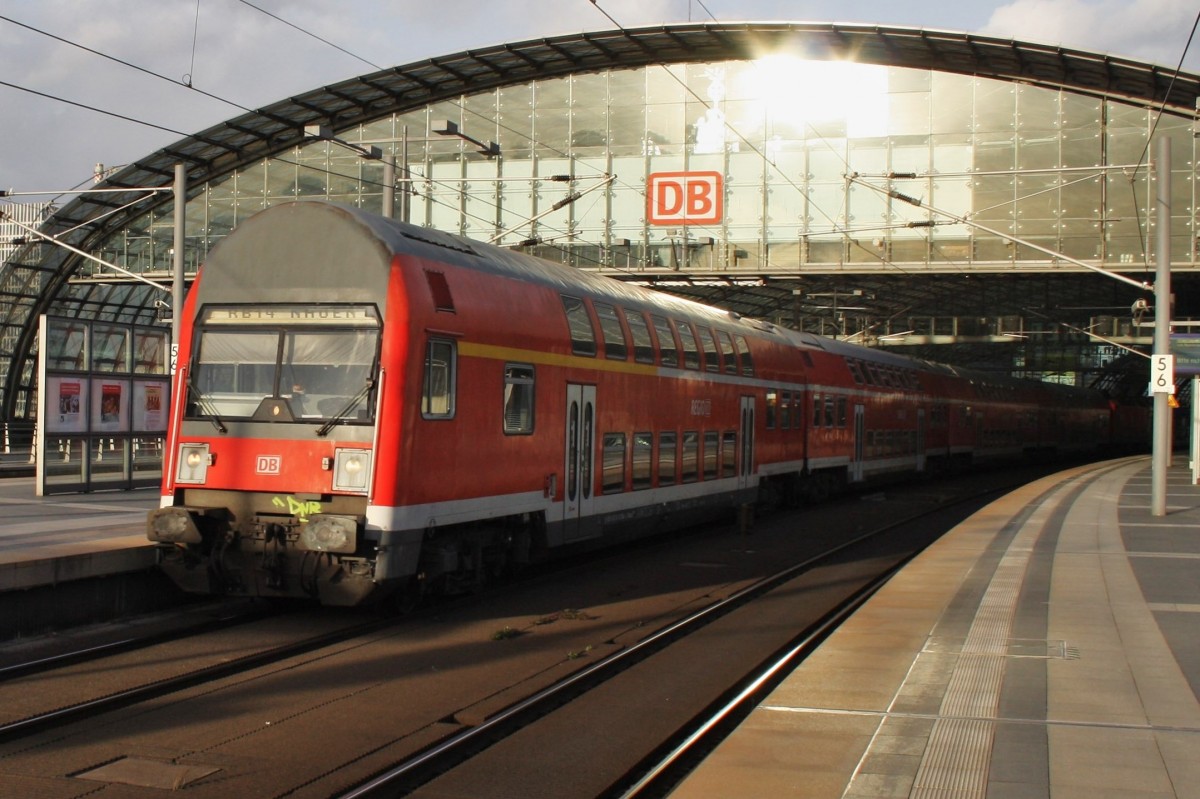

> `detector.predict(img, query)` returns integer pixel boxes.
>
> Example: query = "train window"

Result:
[632,433,652,490]
[651,316,679,367]
[703,431,719,480]
[561,295,597,357]
[765,390,778,430]
[503,364,535,434]
[424,270,455,312]
[594,302,628,360]
[191,330,277,414]
[624,310,655,364]
[848,360,865,384]
[698,327,720,373]
[602,433,626,494]
[681,431,699,483]
[717,332,737,374]
[824,397,835,428]
[837,397,847,428]
[190,315,380,424]
[813,393,823,427]
[422,338,457,419]
[658,432,677,486]
[780,391,791,430]
[674,321,701,370]
[722,432,737,478]
[735,336,755,376]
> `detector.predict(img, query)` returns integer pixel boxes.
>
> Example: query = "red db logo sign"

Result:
[256,455,281,475]
[647,171,723,226]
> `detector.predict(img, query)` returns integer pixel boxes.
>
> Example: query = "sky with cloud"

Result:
[1,0,1197,195]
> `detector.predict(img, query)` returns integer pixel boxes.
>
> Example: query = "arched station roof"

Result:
[3,21,1198,417]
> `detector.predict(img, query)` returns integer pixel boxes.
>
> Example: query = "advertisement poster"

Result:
[45,376,87,434]
[133,380,169,432]
[91,380,129,432]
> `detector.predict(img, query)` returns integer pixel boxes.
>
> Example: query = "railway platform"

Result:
[672,456,1200,799]
[0,475,157,592]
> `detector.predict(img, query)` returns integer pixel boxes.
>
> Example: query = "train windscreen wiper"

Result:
[316,379,374,437]
[186,372,228,433]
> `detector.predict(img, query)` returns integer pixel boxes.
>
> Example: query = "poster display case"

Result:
[37,315,170,495]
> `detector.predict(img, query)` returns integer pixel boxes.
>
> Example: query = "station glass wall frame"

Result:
[87,58,1197,283]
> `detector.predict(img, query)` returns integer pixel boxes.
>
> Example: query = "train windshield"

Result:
[187,305,380,424]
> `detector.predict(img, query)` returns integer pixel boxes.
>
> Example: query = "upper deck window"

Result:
[735,336,755,376]
[717,331,737,375]
[623,309,655,364]
[561,295,597,357]
[651,316,679,367]
[594,302,628,360]
[675,321,701,370]
[698,327,720,373]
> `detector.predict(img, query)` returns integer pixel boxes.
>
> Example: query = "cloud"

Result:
[981,0,1200,68]
[3,0,1197,195]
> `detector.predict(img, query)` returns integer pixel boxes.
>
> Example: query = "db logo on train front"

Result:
[647,171,723,226]
[256,455,281,475]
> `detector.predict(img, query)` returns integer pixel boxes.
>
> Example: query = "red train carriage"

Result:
[148,201,1118,606]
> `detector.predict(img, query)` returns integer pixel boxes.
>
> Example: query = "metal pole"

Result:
[1151,138,1172,516]
[172,163,186,376]
[1192,375,1199,484]
[401,125,410,224]
[382,155,396,219]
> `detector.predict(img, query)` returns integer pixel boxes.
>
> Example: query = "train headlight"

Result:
[300,514,358,553]
[176,443,212,484]
[147,507,202,543]
[332,448,371,493]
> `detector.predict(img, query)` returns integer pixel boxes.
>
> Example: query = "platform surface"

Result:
[0,475,158,590]
[672,456,1200,799]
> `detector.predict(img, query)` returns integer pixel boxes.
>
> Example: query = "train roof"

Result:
[256,201,796,344]
[209,203,1103,400]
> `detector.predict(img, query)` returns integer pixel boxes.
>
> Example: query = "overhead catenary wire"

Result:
[235,0,383,71]
[1125,7,1200,274]
[9,6,1174,325]
[0,13,255,114]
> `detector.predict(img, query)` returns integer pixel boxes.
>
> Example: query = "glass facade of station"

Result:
[4,45,1194,421]
[88,58,1197,283]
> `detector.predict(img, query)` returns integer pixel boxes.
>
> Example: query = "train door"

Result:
[738,396,755,491]
[563,384,597,542]
[916,408,927,472]
[851,404,865,482]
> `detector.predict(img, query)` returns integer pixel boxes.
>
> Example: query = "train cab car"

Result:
[147,201,1129,606]
[149,202,774,605]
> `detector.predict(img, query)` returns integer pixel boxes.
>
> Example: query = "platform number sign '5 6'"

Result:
[1151,354,1175,394]
[647,171,723,226]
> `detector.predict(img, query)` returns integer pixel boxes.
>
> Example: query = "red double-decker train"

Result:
[148,201,1141,605]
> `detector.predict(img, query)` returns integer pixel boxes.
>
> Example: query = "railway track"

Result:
[0,463,1066,798]
[337,478,1003,799]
